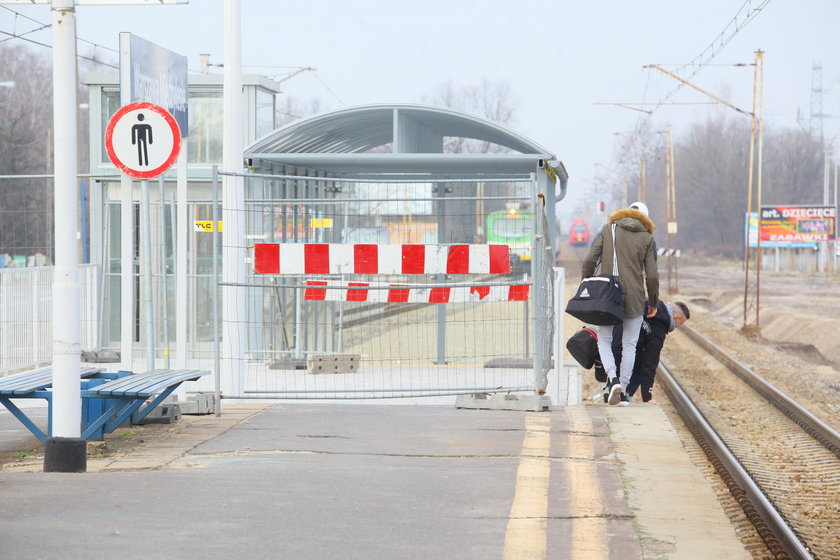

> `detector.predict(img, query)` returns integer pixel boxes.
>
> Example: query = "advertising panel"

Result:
[749,205,836,247]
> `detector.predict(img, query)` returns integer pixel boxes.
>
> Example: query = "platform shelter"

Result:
[209,103,569,401]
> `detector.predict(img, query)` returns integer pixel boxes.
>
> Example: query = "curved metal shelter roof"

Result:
[244,104,566,178]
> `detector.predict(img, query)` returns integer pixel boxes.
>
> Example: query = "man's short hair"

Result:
[673,301,690,320]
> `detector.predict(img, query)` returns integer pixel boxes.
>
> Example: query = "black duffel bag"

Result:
[566,326,608,383]
[565,223,624,326]
[565,275,624,325]
[566,327,598,368]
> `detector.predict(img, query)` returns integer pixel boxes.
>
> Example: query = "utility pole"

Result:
[742,50,764,337]
[664,125,679,294]
[645,55,763,334]
[810,61,826,140]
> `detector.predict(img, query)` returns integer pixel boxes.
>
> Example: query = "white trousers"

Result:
[597,314,644,392]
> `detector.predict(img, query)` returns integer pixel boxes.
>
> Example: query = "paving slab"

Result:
[0,401,750,559]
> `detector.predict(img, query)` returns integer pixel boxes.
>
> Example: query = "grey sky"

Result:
[3,0,837,217]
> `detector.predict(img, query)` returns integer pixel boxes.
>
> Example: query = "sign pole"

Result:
[44,0,84,472]
[141,179,155,371]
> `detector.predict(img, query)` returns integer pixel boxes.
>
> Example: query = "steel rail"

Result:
[681,324,840,458]
[657,361,814,560]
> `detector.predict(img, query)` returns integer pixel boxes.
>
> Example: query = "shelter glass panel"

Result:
[188,91,223,163]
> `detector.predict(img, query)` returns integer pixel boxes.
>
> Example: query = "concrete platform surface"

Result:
[0,401,750,560]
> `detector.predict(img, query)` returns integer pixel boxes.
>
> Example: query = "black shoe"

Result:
[642,391,653,403]
[607,379,621,406]
[618,393,630,406]
[602,385,610,403]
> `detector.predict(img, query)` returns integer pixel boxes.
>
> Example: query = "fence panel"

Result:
[0,265,99,374]
[199,171,554,399]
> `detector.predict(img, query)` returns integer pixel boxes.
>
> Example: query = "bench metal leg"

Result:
[81,398,144,440]
[129,384,181,425]
[0,397,49,444]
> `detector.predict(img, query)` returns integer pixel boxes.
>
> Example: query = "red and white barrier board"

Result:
[303,281,529,303]
[253,243,511,275]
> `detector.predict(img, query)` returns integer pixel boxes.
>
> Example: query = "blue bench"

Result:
[80,369,209,440]
[0,367,209,442]
[0,367,106,443]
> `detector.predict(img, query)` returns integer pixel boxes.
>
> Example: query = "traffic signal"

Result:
[599,201,605,213]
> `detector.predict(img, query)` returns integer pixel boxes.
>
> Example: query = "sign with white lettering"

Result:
[121,33,188,137]
[759,205,836,243]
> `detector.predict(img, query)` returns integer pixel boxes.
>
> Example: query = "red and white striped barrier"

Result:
[303,281,529,303]
[253,243,511,275]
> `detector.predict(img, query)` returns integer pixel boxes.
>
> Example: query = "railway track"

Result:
[659,324,840,560]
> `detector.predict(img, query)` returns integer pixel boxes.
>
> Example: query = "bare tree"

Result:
[421,79,521,243]
[672,114,825,257]
[275,95,323,128]
[424,79,517,154]
[0,42,100,261]
[761,127,824,204]
[0,44,53,258]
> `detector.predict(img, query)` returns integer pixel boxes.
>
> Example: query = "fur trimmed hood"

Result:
[608,208,655,234]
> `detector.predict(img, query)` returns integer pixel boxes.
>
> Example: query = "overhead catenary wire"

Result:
[1,5,119,69]
[601,0,773,184]
[644,0,773,117]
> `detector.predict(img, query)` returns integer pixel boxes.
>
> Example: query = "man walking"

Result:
[581,201,659,406]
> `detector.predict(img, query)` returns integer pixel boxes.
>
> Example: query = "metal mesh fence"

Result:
[0,174,55,268]
[188,170,555,399]
[0,264,99,375]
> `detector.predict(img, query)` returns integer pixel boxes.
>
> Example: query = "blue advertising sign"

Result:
[120,33,188,137]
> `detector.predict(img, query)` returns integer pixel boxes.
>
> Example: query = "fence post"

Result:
[553,266,566,404]
[32,271,40,369]
[530,172,545,395]
[212,166,222,414]
[0,273,6,374]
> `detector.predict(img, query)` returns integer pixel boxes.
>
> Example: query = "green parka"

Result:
[581,208,659,318]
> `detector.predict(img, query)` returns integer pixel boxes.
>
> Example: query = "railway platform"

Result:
[0,400,750,559]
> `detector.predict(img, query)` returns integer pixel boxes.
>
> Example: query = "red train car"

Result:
[569,218,590,245]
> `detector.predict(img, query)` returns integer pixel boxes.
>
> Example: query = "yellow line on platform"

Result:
[503,413,551,560]
[566,407,609,559]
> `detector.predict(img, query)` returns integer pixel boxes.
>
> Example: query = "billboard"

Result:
[759,205,836,244]
[747,206,836,248]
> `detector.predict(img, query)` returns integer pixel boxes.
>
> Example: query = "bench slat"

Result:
[0,367,102,396]
[91,369,201,393]
[91,369,208,398]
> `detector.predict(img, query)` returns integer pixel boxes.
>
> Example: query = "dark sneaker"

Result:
[618,393,630,406]
[642,391,653,403]
[602,384,610,403]
[607,379,621,406]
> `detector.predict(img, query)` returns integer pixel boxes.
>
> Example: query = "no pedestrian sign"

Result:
[105,101,181,179]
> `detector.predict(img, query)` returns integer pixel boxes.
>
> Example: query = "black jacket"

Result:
[610,300,674,398]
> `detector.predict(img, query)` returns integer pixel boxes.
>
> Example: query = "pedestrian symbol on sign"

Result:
[105,101,181,179]
[131,113,153,166]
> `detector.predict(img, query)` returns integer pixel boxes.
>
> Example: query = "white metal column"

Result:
[50,0,81,437]
[222,0,246,396]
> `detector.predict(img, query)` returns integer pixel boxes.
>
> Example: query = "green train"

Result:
[486,208,533,274]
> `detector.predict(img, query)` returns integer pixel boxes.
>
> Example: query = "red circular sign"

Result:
[104,101,182,179]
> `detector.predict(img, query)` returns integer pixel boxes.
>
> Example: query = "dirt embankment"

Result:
[674,264,840,368]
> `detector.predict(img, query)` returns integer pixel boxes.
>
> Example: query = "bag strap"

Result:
[610,223,619,277]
